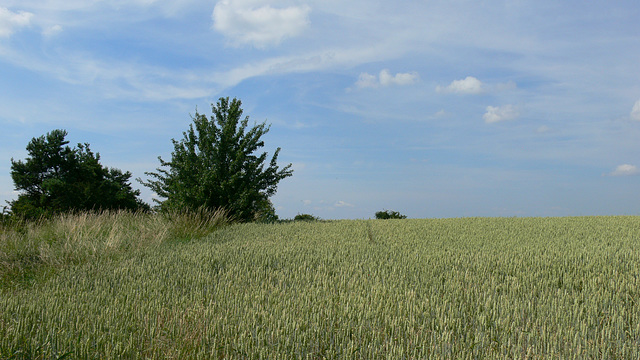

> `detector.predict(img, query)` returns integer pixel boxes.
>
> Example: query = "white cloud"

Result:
[355,72,378,89]
[437,76,484,94]
[433,109,447,118]
[42,24,63,37]
[334,200,354,208]
[631,99,640,121]
[212,0,310,48]
[0,7,33,37]
[608,164,639,177]
[483,105,519,123]
[379,69,418,86]
[356,69,419,89]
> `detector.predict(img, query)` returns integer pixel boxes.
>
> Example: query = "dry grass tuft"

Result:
[0,208,230,288]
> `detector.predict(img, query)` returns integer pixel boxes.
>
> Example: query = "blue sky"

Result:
[1,0,639,219]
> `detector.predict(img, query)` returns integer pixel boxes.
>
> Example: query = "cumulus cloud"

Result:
[436,76,484,94]
[631,99,640,121]
[0,7,33,37]
[356,69,419,89]
[483,105,519,123]
[212,0,310,48]
[607,164,639,177]
[355,72,378,88]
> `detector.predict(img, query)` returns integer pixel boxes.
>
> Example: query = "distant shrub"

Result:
[294,214,319,221]
[375,210,407,220]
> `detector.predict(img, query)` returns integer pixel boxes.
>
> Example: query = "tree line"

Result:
[5,97,408,223]
[6,97,293,222]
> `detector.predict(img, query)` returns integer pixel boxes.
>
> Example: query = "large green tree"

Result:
[140,97,293,222]
[10,129,148,219]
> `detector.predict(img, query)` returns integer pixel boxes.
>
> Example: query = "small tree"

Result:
[10,129,148,219]
[140,97,293,222]
[375,209,407,220]
[294,213,319,221]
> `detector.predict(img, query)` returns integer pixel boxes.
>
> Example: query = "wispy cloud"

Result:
[536,125,550,133]
[355,69,419,89]
[334,200,354,208]
[0,7,32,37]
[0,42,215,101]
[212,0,311,48]
[607,164,639,177]
[436,76,484,94]
[42,24,62,37]
[483,105,519,123]
[493,81,517,92]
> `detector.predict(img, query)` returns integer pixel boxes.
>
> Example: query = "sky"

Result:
[1,0,639,219]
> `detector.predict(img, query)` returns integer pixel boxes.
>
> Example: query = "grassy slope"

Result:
[1,216,640,359]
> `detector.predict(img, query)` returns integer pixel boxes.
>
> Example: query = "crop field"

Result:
[1,215,640,359]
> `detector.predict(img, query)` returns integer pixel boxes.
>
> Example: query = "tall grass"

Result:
[0,208,230,289]
[1,216,639,358]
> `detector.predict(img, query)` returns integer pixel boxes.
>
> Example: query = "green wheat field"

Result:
[1,213,639,359]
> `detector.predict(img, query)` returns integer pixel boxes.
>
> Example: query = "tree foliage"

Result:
[375,209,407,220]
[9,130,149,219]
[294,214,319,221]
[140,97,293,222]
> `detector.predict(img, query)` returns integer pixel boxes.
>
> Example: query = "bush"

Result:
[375,210,407,220]
[294,213,319,221]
